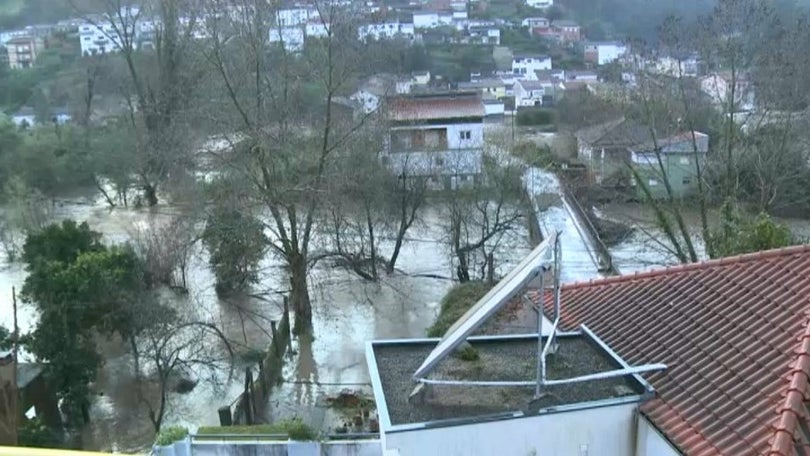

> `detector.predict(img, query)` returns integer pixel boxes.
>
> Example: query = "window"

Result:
[459,130,471,140]
[648,178,659,187]
[679,156,690,165]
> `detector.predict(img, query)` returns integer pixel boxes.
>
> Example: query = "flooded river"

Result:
[0,197,530,452]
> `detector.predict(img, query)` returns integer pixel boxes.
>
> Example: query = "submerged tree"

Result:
[202,208,267,295]
[708,202,793,257]
[20,221,145,424]
[205,1,377,333]
[445,157,524,283]
[71,0,207,206]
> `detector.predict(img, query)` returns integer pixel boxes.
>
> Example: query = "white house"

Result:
[275,7,317,27]
[521,17,549,28]
[351,74,412,114]
[512,55,552,79]
[526,0,554,8]
[653,55,699,78]
[11,106,71,127]
[383,93,485,188]
[413,11,440,29]
[358,22,415,41]
[483,97,505,116]
[0,29,29,45]
[79,8,149,56]
[584,41,628,66]
[700,72,755,112]
[412,71,431,85]
[514,79,554,106]
[268,26,306,52]
[467,26,500,45]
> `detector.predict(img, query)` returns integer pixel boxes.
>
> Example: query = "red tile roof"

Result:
[539,245,810,456]
[387,95,484,122]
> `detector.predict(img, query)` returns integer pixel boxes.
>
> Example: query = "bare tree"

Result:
[72,0,207,206]
[445,156,524,283]
[130,311,234,433]
[204,0,374,333]
[386,154,428,274]
[131,217,198,291]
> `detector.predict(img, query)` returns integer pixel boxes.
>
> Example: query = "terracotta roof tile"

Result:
[386,94,484,121]
[538,245,810,455]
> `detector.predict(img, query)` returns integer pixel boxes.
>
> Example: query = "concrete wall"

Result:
[385,121,484,178]
[635,415,681,456]
[384,402,638,456]
[191,440,382,456]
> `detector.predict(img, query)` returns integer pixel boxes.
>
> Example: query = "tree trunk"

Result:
[365,207,378,281]
[289,254,312,335]
[143,183,158,207]
[456,251,470,282]
[387,222,407,274]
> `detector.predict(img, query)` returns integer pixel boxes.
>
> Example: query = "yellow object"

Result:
[0,447,113,455]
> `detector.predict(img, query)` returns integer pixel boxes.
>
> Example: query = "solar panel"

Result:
[412,232,557,379]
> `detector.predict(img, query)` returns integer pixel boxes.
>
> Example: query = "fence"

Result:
[224,298,292,426]
[558,182,619,276]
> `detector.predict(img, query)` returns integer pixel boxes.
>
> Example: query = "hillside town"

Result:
[0,0,809,455]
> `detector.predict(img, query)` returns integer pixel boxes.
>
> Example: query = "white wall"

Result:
[512,57,552,79]
[358,23,414,41]
[268,26,305,52]
[385,121,485,177]
[413,12,439,29]
[350,90,381,114]
[635,415,682,456]
[597,44,627,65]
[12,114,35,127]
[191,440,382,456]
[384,402,638,456]
[484,102,505,116]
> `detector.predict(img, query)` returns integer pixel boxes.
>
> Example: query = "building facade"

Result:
[382,93,485,189]
[584,42,628,65]
[512,55,552,79]
[6,36,43,69]
[629,132,709,199]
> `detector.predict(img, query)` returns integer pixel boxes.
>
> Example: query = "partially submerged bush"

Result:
[455,343,480,361]
[427,281,492,337]
[155,426,188,446]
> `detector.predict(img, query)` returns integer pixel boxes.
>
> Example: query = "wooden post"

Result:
[243,367,253,425]
[270,321,279,356]
[217,406,232,426]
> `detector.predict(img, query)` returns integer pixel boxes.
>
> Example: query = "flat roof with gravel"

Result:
[368,331,652,427]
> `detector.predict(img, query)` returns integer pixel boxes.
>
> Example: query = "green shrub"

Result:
[197,419,317,440]
[17,418,60,448]
[155,426,188,446]
[456,344,480,361]
[517,107,555,126]
[427,282,492,337]
[512,142,555,168]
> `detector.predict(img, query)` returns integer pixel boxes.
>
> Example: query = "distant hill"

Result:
[0,0,99,29]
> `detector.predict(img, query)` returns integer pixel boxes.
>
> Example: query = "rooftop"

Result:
[371,332,649,427]
[17,363,43,389]
[538,245,810,456]
[518,80,554,90]
[576,117,652,148]
[513,54,550,61]
[386,93,484,121]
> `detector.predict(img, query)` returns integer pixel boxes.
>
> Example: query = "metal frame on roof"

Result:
[412,233,666,396]
[412,233,557,379]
